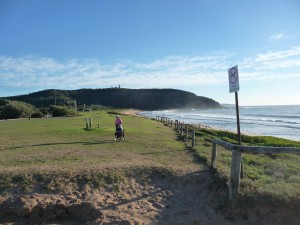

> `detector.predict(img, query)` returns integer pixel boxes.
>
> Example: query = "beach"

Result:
[121,109,142,116]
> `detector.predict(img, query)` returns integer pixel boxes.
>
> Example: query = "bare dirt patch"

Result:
[0,167,299,225]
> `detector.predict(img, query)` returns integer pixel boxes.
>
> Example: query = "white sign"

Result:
[228,65,240,93]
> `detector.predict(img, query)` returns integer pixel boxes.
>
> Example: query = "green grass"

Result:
[190,127,300,205]
[0,111,191,170]
[0,110,200,194]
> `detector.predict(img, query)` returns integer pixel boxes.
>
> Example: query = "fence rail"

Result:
[239,145,300,154]
[213,139,300,154]
[212,139,300,206]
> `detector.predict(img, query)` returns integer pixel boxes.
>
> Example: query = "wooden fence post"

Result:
[229,150,242,207]
[180,123,183,134]
[211,142,217,167]
[89,118,92,128]
[86,118,89,128]
[185,125,188,141]
[192,130,195,148]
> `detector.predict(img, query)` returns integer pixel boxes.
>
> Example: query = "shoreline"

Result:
[121,109,143,116]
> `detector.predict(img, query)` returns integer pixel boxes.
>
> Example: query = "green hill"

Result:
[3,88,222,110]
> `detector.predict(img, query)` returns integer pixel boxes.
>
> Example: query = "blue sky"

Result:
[1,0,300,105]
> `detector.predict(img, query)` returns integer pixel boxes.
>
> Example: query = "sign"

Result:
[228,65,239,93]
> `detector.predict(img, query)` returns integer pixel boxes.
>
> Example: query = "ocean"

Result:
[138,105,300,141]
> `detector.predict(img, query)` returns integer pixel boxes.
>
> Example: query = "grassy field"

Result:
[0,110,201,194]
[0,109,300,207]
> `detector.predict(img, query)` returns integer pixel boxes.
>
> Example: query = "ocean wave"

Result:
[146,112,300,126]
[139,106,300,141]
[173,114,300,126]
[242,113,300,120]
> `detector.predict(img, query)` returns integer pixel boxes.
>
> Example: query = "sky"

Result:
[0,0,300,106]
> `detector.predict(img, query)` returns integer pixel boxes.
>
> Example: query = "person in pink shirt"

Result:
[114,115,123,141]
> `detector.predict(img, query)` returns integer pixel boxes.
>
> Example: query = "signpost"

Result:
[228,65,241,144]
[228,65,243,206]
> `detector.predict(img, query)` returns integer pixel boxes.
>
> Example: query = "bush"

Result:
[49,105,74,117]
[0,99,8,106]
[0,100,43,119]
[31,111,43,118]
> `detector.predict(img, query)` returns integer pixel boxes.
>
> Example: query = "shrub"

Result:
[49,105,74,117]
[31,111,43,118]
[0,100,42,119]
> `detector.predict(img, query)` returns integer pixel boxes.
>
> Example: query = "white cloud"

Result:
[1,47,300,95]
[256,46,300,62]
[269,33,287,40]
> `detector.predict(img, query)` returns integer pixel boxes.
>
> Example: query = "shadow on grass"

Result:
[185,145,208,165]
[175,131,208,164]
[175,131,229,196]
[140,149,182,155]
[3,140,114,150]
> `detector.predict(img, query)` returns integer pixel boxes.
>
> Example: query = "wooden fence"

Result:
[157,117,197,147]
[85,118,100,128]
[212,139,300,206]
[155,116,300,206]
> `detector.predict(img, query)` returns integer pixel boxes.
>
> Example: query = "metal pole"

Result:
[235,92,241,145]
[235,91,243,179]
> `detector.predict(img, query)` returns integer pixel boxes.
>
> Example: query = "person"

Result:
[114,115,123,141]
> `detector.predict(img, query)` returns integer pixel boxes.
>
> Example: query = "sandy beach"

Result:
[121,109,142,116]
